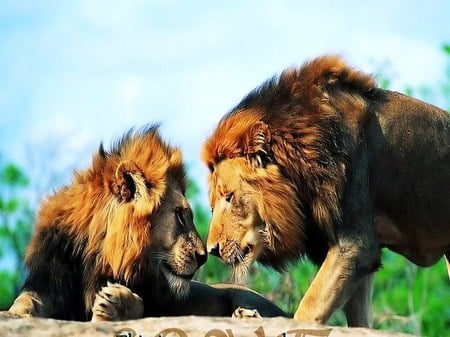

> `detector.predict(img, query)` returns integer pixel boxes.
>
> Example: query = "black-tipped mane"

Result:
[106,123,161,157]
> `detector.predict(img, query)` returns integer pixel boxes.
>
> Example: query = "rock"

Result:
[0,311,416,337]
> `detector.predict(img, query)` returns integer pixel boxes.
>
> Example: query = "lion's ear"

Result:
[114,160,148,202]
[168,148,183,168]
[247,121,271,168]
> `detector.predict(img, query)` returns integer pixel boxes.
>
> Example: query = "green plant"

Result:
[0,160,33,310]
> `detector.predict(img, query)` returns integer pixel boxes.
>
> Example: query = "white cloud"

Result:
[1,0,449,201]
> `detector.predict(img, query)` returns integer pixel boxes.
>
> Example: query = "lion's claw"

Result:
[91,282,143,321]
[232,307,262,319]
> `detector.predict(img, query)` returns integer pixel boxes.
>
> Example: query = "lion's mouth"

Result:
[161,262,195,281]
[242,244,253,256]
[159,262,193,299]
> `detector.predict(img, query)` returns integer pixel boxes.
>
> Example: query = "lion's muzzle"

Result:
[208,242,221,259]
[195,249,207,267]
[207,240,249,265]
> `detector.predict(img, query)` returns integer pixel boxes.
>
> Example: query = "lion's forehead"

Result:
[213,159,244,182]
[210,177,236,203]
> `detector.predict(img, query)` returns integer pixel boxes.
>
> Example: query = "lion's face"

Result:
[206,158,266,283]
[204,119,307,281]
[148,175,206,297]
[86,127,206,298]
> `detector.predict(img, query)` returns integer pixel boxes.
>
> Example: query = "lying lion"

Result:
[9,125,285,321]
[202,55,450,327]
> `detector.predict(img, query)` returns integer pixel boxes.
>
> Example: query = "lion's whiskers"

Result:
[151,252,168,273]
[149,251,190,299]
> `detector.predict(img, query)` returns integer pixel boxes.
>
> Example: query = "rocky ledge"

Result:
[0,311,416,337]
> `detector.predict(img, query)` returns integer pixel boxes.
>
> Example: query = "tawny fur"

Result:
[11,126,189,320]
[203,55,450,326]
[10,125,286,321]
[32,127,185,283]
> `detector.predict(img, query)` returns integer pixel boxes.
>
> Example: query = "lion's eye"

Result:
[225,193,234,203]
[176,209,186,226]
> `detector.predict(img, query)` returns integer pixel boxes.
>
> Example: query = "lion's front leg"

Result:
[294,150,380,326]
[294,243,379,326]
[294,246,354,324]
[91,282,144,322]
[9,291,47,317]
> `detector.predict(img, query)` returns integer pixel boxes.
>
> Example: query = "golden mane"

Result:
[202,55,376,167]
[202,55,378,264]
[29,125,186,283]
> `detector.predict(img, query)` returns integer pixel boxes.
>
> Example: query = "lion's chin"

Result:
[230,257,254,285]
[160,264,192,299]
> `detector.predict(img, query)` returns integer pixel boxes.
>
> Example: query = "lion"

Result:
[9,125,285,321]
[202,55,450,327]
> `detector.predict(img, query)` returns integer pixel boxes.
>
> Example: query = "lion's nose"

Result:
[195,250,207,267]
[208,243,221,259]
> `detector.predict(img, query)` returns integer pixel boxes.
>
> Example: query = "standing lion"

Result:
[202,55,450,327]
[9,125,285,320]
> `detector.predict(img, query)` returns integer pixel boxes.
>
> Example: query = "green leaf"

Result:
[4,198,19,212]
[0,226,10,237]
[14,219,32,254]
[0,163,29,187]
[442,43,450,55]
[0,271,16,310]
[186,177,201,200]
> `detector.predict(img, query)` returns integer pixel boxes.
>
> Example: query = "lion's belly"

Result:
[374,213,449,267]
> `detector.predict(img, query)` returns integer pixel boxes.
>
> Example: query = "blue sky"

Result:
[1,0,449,200]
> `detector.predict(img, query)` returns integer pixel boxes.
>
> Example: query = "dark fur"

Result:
[203,55,450,325]
[12,126,286,321]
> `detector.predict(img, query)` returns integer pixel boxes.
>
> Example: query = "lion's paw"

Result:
[91,282,144,322]
[8,291,44,317]
[232,307,262,319]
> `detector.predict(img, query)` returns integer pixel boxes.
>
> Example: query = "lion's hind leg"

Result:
[343,274,374,327]
[9,291,47,317]
[91,282,143,322]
